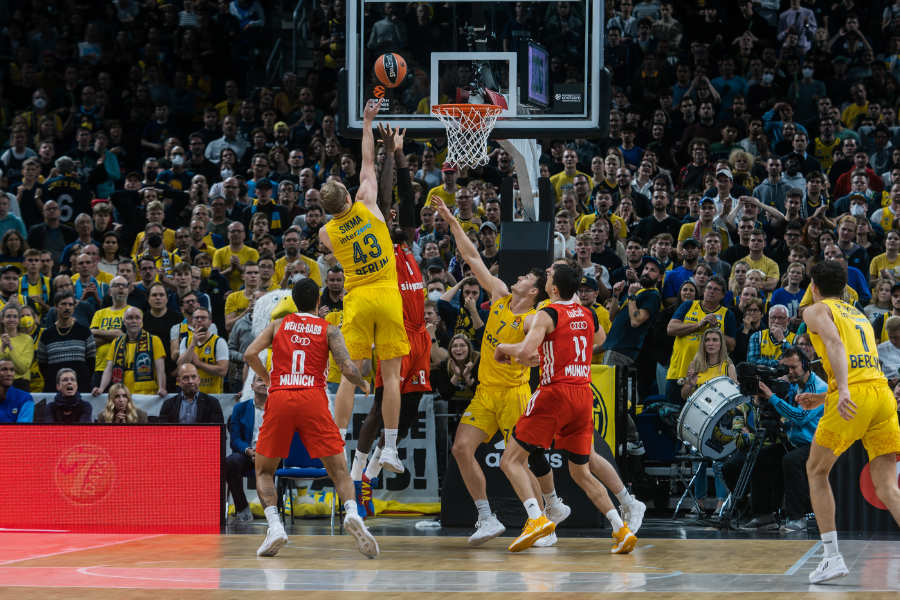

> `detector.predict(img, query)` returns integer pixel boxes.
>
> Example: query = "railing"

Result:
[265,37,283,84]
[292,0,312,72]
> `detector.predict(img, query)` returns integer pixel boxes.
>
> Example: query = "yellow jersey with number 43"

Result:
[810,298,885,389]
[478,294,535,387]
[324,202,396,292]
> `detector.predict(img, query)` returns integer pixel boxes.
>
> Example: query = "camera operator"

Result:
[753,347,826,531]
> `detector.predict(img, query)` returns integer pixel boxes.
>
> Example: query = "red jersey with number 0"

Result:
[268,312,330,392]
[538,300,597,386]
[395,242,426,332]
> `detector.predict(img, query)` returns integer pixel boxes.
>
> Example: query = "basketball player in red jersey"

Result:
[496,263,638,553]
[349,125,432,516]
[244,279,379,559]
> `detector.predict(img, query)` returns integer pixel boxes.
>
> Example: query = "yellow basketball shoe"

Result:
[508,514,555,552]
[610,525,637,554]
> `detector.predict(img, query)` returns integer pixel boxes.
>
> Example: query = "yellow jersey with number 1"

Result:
[324,202,396,291]
[477,294,535,388]
[810,298,885,389]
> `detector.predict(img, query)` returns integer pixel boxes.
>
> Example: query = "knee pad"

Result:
[528,449,551,477]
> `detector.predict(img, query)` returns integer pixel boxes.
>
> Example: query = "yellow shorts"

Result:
[815,381,900,458]
[342,283,409,361]
[460,383,531,443]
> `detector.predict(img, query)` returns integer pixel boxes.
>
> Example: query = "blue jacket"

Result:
[767,371,826,447]
[228,398,258,454]
[0,387,33,423]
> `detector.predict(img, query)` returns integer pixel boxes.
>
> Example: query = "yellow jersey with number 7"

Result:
[478,294,535,387]
[324,202,396,292]
[810,298,885,389]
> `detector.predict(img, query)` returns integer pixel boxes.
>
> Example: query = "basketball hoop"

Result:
[432,104,502,169]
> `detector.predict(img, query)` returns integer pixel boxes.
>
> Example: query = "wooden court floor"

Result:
[0,525,898,599]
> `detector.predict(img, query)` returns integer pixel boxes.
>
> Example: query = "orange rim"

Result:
[432,103,502,117]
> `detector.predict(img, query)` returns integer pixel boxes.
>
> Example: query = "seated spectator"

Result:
[734,347,825,530]
[747,304,794,367]
[38,368,92,423]
[0,358,33,423]
[158,363,225,424]
[437,277,487,350]
[431,334,480,412]
[92,307,167,398]
[226,374,268,523]
[0,304,33,390]
[877,316,900,387]
[95,383,149,423]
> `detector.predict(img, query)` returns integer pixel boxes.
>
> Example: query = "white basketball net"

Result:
[432,104,502,170]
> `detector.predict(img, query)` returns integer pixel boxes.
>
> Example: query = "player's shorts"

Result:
[514,382,594,458]
[375,327,432,393]
[460,383,531,443]
[342,283,409,361]
[814,381,900,458]
[256,388,344,459]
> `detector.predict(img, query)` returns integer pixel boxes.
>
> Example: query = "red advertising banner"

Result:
[0,425,223,533]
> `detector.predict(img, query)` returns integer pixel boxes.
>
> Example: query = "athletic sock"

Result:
[523,498,542,520]
[615,488,635,506]
[606,509,625,532]
[344,500,359,517]
[384,429,399,450]
[542,491,559,507]
[365,447,383,480]
[350,450,368,481]
[474,499,492,520]
[821,531,839,557]
[264,505,282,529]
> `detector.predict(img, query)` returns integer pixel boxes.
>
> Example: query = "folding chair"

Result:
[274,432,342,533]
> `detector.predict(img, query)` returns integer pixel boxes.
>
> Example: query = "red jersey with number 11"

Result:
[269,312,330,392]
[538,300,597,386]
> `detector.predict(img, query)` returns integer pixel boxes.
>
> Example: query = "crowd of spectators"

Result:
[3,0,900,523]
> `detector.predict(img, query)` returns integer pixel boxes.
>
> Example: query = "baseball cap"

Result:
[441,162,458,173]
[699,197,716,206]
[1,265,21,276]
[715,168,733,180]
[255,178,273,190]
[641,255,662,271]
[579,276,598,291]
[480,221,498,232]
[682,237,700,248]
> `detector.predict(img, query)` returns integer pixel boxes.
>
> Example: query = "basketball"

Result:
[374,53,407,88]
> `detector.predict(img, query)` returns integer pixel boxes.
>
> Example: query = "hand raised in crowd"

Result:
[0,333,10,353]
[627,281,641,296]
[612,281,626,298]
[194,327,210,347]
[318,305,331,318]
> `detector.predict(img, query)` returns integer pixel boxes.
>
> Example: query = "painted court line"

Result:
[0,534,163,566]
[784,540,821,576]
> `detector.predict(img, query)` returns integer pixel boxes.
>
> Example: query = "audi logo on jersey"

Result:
[290,335,312,346]
[570,321,588,330]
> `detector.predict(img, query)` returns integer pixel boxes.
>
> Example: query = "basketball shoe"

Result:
[379,446,405,473]
[533,532,558,547]
[610,525,637,554]
[344,512,380,559]
[809,554,848,584]
[621,499,646,534]
[353,480,370,518]
[468,513,505,546]
[544,497,571,525]
[508,514,555,552]
[257,524,289,557]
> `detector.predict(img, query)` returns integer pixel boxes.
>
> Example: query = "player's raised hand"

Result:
[363,98,382,121]
[430,196,453,220]
[378,123,396,152]
[392,127,406,151]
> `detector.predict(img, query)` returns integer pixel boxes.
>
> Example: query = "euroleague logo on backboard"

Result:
[54,444,116,505]
[859,455,900,510]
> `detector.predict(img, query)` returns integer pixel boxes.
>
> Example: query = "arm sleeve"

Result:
[216,338,229,361]
[396,167,417,228]
[672,300,691,321]
[722,309,737,338]
[540,306,559,327]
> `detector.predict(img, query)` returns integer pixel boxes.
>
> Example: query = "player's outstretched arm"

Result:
[430,195,508,300]
[244,319,280,387]
[327,324,370,394]
[357,99,382,215]
[376,123,395,219]
[495,310,553,365]
[802,302,856,419]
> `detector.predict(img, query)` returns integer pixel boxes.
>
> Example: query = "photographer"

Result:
[744,347,826,530]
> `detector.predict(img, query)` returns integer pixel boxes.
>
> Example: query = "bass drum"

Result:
[677,376,747,459]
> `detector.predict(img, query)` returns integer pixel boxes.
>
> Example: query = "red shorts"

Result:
[375,327,432,393]
[256,388,344,459]
[513,383,594,457]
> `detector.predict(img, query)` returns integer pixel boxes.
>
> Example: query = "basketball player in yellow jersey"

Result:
[318,99,410,474]
[430,197,570,546]
[798,261,900,584]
